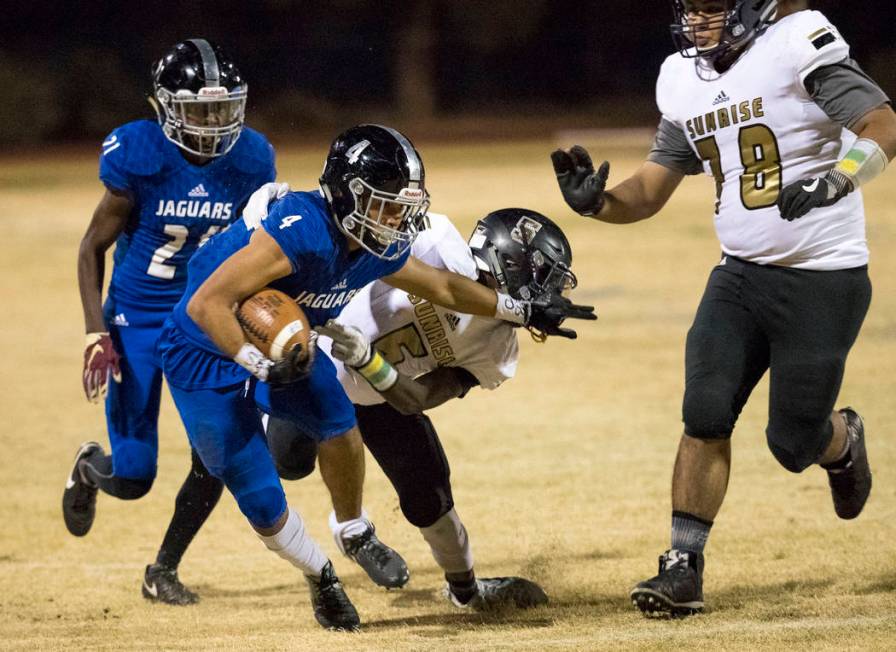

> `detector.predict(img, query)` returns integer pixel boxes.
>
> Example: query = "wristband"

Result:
[356,350,398,392]
[831,137,889,193]
[494,292,529,325]
[234,342,273,381]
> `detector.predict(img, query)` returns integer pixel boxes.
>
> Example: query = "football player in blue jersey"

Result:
[64,39,276,606]
[151,124,595,630]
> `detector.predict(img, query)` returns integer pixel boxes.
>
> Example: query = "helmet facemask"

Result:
[332,177,430,260]
[155,84,246,158]
[670,0,778,75]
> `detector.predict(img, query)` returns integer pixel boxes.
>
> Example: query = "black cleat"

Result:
[342,526,409,589]
[631,549,704,618]
[305,560,360,631]
[142,564,200,606]
[62,441,103,537]
[825,407,872,520]
[446,577,549,611]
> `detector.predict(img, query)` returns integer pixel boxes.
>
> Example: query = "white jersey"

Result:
[318,213,519,406]
[656,10,867,270]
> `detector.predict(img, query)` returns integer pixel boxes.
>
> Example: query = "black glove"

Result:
[777,172,852,221]
[551,145,610,216]
[527,291,597,339]
[267,343,314,386]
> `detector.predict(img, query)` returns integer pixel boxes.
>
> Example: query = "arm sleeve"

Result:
[647,118,704,176]
[804,58,891,129]
[98,130,133,193]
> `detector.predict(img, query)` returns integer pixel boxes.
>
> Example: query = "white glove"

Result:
[316,319,372,368]
[243,182,290,230]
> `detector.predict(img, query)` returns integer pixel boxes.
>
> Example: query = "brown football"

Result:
[236,288,311,362]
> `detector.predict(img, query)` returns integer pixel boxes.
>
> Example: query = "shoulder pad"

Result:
[783,11,851,82]
[101,120,167,177]
[227,126,276,175]
[412,213,477,278]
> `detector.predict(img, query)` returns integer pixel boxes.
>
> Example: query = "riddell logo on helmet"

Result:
[398,188,425,200]
[198,86,228,98]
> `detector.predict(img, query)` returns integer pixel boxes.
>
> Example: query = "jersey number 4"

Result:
[147,224,222,279]
[694,124,782,213]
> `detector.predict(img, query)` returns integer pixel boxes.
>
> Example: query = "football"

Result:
[236,288,311,362]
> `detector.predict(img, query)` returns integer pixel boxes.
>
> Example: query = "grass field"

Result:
[1,134,894,651]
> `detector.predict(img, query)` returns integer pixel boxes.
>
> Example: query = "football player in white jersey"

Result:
[264,207,580,610]
[552,0,896,618]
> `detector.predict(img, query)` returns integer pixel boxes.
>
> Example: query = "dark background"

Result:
[2,1,894,145]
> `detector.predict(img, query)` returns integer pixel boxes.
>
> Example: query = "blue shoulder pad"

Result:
[101,120,167,178]
[228,126,276,176]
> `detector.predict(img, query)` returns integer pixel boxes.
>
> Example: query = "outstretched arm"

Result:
[383,256,501,318]
[552,146,685,224]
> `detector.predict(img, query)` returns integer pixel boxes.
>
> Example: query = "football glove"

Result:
[316,320,371,368]
[267,341,315,386]
[551,145,610,216]
[777,171,852,221]
[527,291,597,340]
[83,332,121,403]
[242,181,291,230]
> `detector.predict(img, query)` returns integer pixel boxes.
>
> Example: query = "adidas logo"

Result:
[113,313,129,327]
[331,279,348,290]
[445,313,460,331]
[712,90,730,106]
[188,183,209,198]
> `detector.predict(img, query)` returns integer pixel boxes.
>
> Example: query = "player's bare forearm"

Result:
[77,189,132,333]
[187,228,293,358]
[598,162,684,224]
[379,367,467,415]
[384,256,498,317]
[851,105,896,161]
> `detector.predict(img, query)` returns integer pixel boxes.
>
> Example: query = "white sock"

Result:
[328,509,371,555]
[419,509,474,574]
[257,508,327,577]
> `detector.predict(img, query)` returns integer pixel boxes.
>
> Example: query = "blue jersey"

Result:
[165,190,410,389]
[100,119,276,309]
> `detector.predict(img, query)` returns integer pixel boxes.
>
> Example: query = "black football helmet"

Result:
[320,124,430,260]
[468,207,576,300]
[670,0,778,66]
[151,39,247,157]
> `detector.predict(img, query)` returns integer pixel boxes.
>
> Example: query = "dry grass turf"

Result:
[0,134,894,651]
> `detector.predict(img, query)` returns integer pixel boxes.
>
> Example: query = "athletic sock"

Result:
[445,569,477,604]
[328,509,372,555]
[155,449,224,570]
[821,429,852,472]
[419,508,474,575]
[258,508,328,577]
[671,511,713,553]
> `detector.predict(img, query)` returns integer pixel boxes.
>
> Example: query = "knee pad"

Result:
[682,387,735,439]
[766,419,832,474]
[107,476,154,500]
[235,486,287,529]
[400,489,454,529]
[266,418,318,481]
